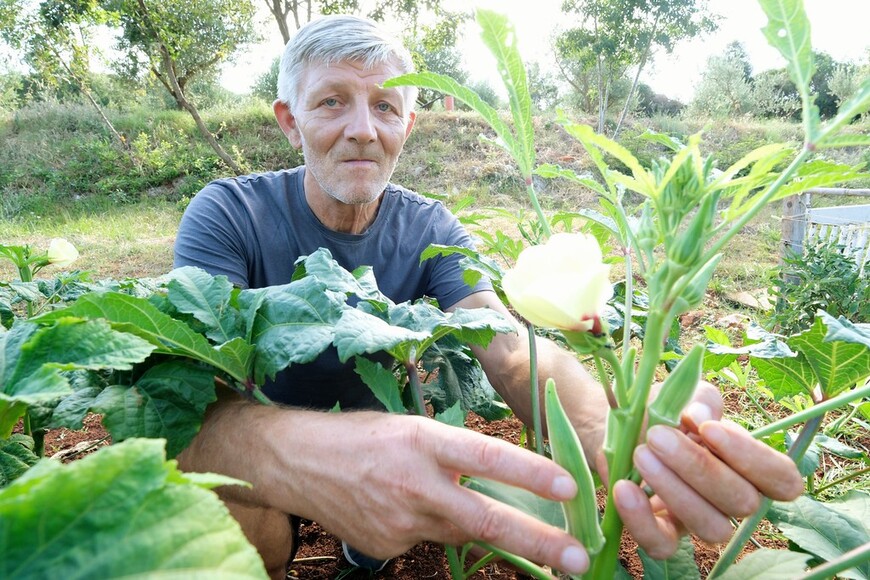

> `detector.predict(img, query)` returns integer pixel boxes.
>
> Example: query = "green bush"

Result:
[768,239,870,334]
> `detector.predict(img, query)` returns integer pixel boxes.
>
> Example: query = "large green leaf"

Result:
[464,477,565,529]
[0,434,38,488]
[639,537,699,579]
[333,307,429,364]
[91,360,217,458]
[789,316,870,399]
[476,8,534,178]
[821,313,870,350]
[353,356,405,414]
[758,0,819,140]
[421,335,511,421]
[37,292,249,383]
[752,354,816,400]
[0,319,155,437]
[768,493,870,579]
[164,266,243,343]
[244,277,348,383]
[292,248,390,308]
[0,438,267,579]
[714,549,811,579]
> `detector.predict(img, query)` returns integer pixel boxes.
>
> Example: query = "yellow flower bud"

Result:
[502,233,612,331]
[46,238,79,268]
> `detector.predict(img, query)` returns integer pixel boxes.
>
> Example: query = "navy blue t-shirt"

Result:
[174,166,490,409]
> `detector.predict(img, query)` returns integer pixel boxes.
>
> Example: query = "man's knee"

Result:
[225,501,296,579]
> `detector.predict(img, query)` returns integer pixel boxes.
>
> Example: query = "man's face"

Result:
[275,59,416,206]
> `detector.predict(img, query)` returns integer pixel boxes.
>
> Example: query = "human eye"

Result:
[322,97,340,107]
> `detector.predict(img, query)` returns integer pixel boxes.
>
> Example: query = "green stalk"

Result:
[445,545,464,579]
[462,549,498,577]
[528,324,544,455]
[597,347,629,408]
[589,309,670,579]
[815,465,870,494]
[475,542,555,580]
[799,541,870,580]
[751,382,870,439]
[17,264,34,319]
[526,182,552,238]
[702,148,811,266]
[622,244,634,361]
[709,415,825,578]
[405,359,428,417]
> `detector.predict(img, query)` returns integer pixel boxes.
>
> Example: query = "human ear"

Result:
[273,100,302,149]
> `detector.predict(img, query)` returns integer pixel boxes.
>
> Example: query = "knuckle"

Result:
[471,439,505,473]
[645,538,678,560]
[732,490,761,518]
[470,504,508,544]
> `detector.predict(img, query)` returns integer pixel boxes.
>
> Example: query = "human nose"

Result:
[345,104,377,143]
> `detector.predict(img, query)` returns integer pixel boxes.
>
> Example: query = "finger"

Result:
[699,420,804,501]
[680,382,724,434]
[436,482,589,575]
[646,425,761,517]
[633,444,733,543]
[613,480,680,560]
[426,425,577,501]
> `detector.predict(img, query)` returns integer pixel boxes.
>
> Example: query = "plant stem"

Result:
[815,466,870,494]
[528,324,544,455]
[598,347,628,408]
[590,310,670,580]
[445,545,464,579]
[622,245,633,361]
[592,353,618,409]
[526,183,551,238]
[474,542,555,580]
[709,415,825,578]
[703,148,811,265]
[750,382,870,439]
[406,359,428,417]
[799,541,870,580]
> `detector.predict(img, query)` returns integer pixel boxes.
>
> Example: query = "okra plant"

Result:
[387,1,870,577]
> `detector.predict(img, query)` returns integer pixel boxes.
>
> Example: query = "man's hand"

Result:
[276,411,591,575]
[604,382,805,559]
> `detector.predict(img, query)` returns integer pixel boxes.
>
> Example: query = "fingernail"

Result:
[647,425,679,454]
[551,475,577,499]
[614,480,639,510]
[686,401,713,426]
[702,422,729,448]
[634,446,663,475]
[560,545,588,574]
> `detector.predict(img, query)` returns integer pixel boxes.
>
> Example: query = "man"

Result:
[174,14,803,579]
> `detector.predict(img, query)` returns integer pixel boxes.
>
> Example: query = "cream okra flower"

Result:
[502,233,611,332]
[46,238,79,268]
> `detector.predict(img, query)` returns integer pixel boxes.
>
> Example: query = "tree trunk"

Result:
[265,0,291,44]
[49,44,128,151]
[612,44,650,140]
[159,46,244,175]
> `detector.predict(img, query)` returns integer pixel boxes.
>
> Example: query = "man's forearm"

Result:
[479,333,610,466]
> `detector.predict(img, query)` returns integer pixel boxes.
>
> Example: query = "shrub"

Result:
[768,239,870,334]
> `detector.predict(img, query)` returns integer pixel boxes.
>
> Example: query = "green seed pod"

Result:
[647,344,705,429]
[545,379,605,556]
[677,253,723,312]
[667,190,719,268]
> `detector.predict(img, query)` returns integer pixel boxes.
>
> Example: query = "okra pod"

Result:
[647,344,704,429]
[545,379,605,556]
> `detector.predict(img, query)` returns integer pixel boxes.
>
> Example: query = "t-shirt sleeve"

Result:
[426,209,493,310]
[173,183,252,288]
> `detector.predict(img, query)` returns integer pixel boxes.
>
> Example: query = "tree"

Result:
[107,0,259,174]
[1,0,126,145]
[689,50,753,118]
[558,0,717,137]
[526,62,560,112]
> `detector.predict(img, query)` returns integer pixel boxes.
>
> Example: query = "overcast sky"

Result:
[224,0,868,103]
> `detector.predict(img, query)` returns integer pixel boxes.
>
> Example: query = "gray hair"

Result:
[277,15,417,110]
